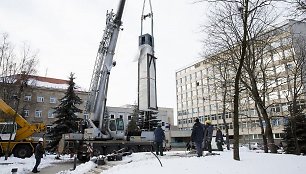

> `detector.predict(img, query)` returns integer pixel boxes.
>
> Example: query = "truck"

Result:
[0,99,46,158]
[58,0,155,162]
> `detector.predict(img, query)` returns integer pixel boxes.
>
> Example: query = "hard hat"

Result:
[205,120,211,125]
[38,138,43,142]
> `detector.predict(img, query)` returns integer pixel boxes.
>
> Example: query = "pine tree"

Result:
[296,114,306,154]
[283,114,306,154]
[127,105,141,136]
[283,117,296,154]
[47,73,83,151]
[141,111,160,131]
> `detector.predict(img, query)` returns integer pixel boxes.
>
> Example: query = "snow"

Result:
[1,148,306,174]
[29,79,68,90]
[0,154,74,174]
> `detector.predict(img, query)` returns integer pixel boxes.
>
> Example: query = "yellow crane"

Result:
[0,99,46,158]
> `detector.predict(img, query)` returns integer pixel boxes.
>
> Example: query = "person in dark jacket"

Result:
[32,138,45,173]
[191,118,204,157]
[154,124,165,156]
[204,120,213,153]
[215,128,224,151]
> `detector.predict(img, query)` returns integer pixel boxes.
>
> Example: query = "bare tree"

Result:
[292,0,306,15]
[0,33,38,107]
[206,54,235,150]
[198,0,287,158]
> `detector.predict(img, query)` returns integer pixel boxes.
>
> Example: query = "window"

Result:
[253,134,262,139]
[110,114,115,119]
[128,116,132,120]
[37,96,44,103]
[35,110,42,117]
[48,110,55,118]
[274,133,283,139]
[46,126,53,133]
[109,120,116,131]
[271,105,281,113]
[50,97,56,103]
[24,95,32,101]
[23,109,30,117]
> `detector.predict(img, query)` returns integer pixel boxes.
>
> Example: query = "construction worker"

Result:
[204,120,213,153]
[154,124,165,156]
[191,118,204,157]
[32,138,45,173]
[215,128,224,151]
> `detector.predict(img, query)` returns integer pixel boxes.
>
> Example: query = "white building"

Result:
[175,20,306,144]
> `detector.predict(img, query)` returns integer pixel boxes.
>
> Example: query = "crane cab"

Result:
[0,122,17,141]
[108,118,125,140]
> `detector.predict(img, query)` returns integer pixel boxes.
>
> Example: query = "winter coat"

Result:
[35,142,45,159]
[191,122,204,143]
[154,127,165,143]
[215,130,224,142]
[204,124,213,142]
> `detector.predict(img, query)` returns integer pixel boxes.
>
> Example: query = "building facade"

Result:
[175,20,306,144]
[0,75,88,132]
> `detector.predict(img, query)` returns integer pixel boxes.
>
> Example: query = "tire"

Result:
[128,146,139,153]
[77,153,90,162]
[139,145,152,152]
[13,145,32,158]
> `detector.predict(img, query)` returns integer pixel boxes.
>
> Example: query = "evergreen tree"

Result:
[126,105,141,136]
[283,114,306,154]
[47,73,83,151]
[141,111,160,131]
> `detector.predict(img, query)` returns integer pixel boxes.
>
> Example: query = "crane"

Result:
[60,0,155,162]
[84,0,126,140]
[0,99,46,158]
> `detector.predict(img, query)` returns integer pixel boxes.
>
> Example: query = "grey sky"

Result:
[0,0,208,109]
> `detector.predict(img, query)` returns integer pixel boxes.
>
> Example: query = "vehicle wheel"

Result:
[13,145,32,158]
[139,145,152,152]
[128,146,138,153]
[105,146,117,155]
[77,153,90,162]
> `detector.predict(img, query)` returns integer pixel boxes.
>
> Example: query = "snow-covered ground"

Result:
[1,147,305,174]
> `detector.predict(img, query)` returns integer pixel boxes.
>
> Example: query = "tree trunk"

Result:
[255,104,268,153]
[256,100,277,153]
[222,86,230,150]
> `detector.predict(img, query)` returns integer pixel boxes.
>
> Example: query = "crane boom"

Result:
[0,99,46,141]
[85,0,126,138]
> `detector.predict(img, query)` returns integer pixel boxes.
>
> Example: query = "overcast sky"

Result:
[0,0,208,109]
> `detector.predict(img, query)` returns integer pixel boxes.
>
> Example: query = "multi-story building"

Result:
[175,20,306,144]
[0,75,88,132]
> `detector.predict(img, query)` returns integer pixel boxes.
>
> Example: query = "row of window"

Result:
[176,55,293,87]
[23,109,56,118]
[177,113,233,125]
[24,95,57,104]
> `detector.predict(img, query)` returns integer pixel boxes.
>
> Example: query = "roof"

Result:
[27,75,69,84]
